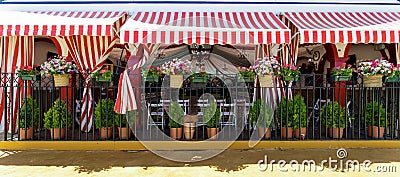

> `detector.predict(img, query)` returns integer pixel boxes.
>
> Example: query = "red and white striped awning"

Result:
[283,12,400,44]
[120,11,291,44]
[0,11,128,36]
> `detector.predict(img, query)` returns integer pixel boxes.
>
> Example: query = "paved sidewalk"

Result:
[0,148,399,176]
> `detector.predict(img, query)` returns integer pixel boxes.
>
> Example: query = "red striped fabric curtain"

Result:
[0,36,34,133]
[64,35,117,132]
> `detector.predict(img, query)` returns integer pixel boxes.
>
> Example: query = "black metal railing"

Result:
[1,72,399,141]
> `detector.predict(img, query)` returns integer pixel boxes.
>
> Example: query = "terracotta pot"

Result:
[294,127,307,139]
[100,127,113,139]
[258,127,271,139]
[281,127,293,139]
[184,123,196,140]
[367,126,372,137]
[328,127,344,139]
[207,127,220,140]
[170,127,183,140]
[372,126,385,139]
[117,127,132,140]
[19,127,33,140]
[50,128,66,140]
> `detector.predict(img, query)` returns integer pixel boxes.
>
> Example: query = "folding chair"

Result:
[220,103,237,128]
[147,103,165,130]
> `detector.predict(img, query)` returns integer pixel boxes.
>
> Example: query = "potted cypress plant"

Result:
[18,96,39,140]
[115,113,132,140]
[249,99,273,139]
[276,95,307,139]
[95,98,116,139]
[321,101,347,139]
[168,101,184,140]
[44,98,72,140]
[204,101,221,140]
[365,101,387,138]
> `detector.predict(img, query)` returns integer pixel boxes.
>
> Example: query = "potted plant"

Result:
[364,101,387,138]
[204,100,220,140]
[160,58,192,88]
[92,66,112,82]
[321,101,347,139]
[95,98,116,139]
[167,101,184,140]
[238,66,255,82]
[276,95,307,139]
[249,99,273,139]
[142,65,162,82]
[280,64,300,82]
[44,98,72,140]
[16,65,40,81]
[191,72,208,83]
[18,96,39,140]
[385,66,400,83]
[115,113,133,140]
[183,115,198,140]
[253,57,280,87]
[331,64,353,82]
[40,55,78,87]
[357,58,392,87]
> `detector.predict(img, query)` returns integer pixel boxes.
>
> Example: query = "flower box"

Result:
[192,76,207,83]
[170,74,183,88]
[238,76,254,82]
[258,75,274,87]
[385,76,400,83]
[282,75,299,82]
[363,75,383,87]
[96,75,112,82]
[144,76,159,82]
[20,74,40,81]
[53,74,70,87]
[331,75,351,82]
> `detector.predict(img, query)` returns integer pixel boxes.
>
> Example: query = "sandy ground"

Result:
[0,148,399,176]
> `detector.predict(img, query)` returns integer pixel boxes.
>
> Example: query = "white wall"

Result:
[34,41,58,65]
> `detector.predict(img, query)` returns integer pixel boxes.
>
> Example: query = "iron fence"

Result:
[1,72,399,141]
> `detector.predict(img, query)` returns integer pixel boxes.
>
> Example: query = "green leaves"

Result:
[44,98,71,129]
[204,101,220,128]
[94,98,116,128]
[276,95,307,129]
[167,101,184,128]
[321,102,346,128]
[364,101,386,127]
[18,96,39,129]
[249,99,273,128]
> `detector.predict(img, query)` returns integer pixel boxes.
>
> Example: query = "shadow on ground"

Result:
[0,149,399,174]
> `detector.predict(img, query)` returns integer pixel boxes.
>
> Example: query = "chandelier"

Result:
[237,46,248,60]
[189,44,212,70]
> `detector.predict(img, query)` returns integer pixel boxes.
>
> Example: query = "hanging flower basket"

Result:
[282,75,299,82]
[144,76,159,83]
[384,76,400,83]
[258,75,274,88]
[331,75,351,82]
[20,74,41,81]
[170,74,183,88]
[53,74,70,87]
[192,76,207,83]
[96,75,112,82]
[363,75,383,87]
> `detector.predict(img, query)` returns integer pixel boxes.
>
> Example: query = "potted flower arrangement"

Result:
[167,101,184,140]
[160,58,192,88]
[142,65,162,83]
[44,98,72,140]
[238,66,255,82]
[18,96,39,140]
[385,66,400,83]
[276,95,307,139]
[249,99,273,139]
[253,57,280,87]
[357,58,393,87]
[16,65,40,81]
[40,56,78,87]
[92,66,112,82]
[331,64,353,82]
[204,100,221,140]
[94,98,116,139]
[364,101,387,139]
[321,101,347,139]
[279,64,300,82]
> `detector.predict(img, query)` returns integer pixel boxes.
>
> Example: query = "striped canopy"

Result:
[283,12,400,44]
[0,11,128,36]
[120,11,291,44]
